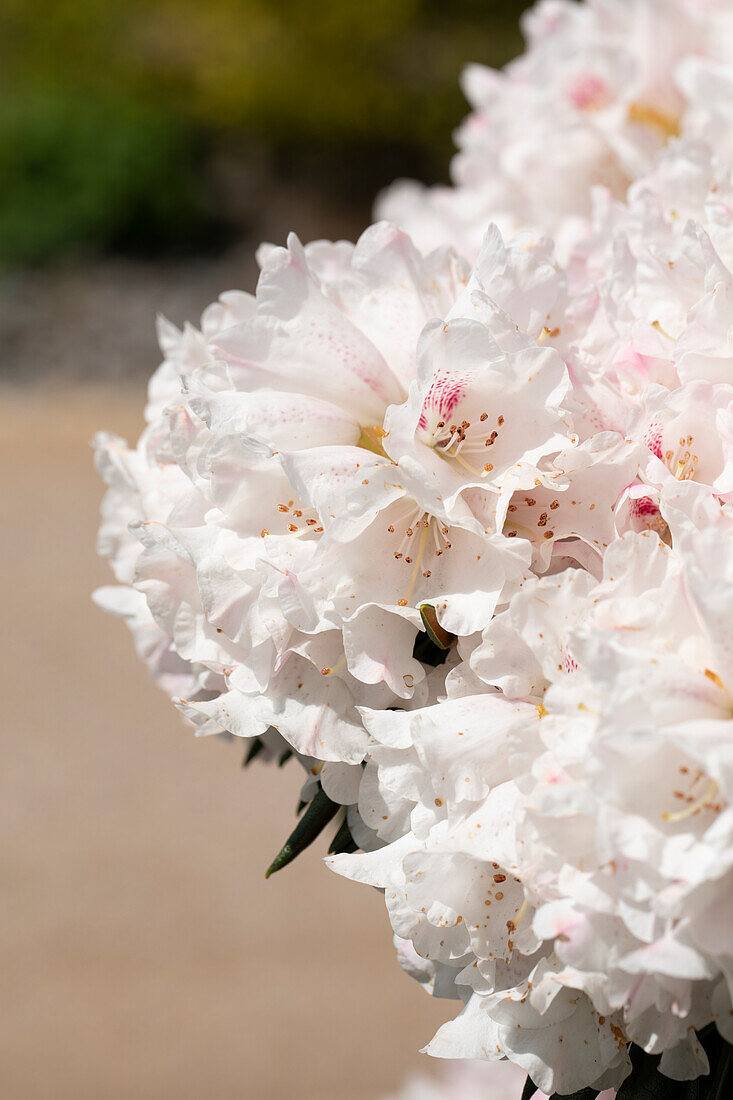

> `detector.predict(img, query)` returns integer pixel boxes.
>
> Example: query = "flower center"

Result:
[645,422,700,482]
[568,72,610,112]
[627,102,680,139]
[664,434,699,482]
[663,771,722,823]
[386,504,454,606]
[502,494,559,544]
[259,499,323,539]
[420,390,506,480]
[358,424,390,458]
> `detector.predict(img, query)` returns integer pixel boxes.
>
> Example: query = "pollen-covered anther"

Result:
[664,434,699,481]
[321,655,347,678]
[705,668,725,690]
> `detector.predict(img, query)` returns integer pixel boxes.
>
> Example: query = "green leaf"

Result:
[265,786,340,877]
[419,603,454,650]
[521,1075,538,1100]
[412,629,449,667]
[709,1039,732,1100]
[242,738,264,767]
[278,748,293,767]
[328,815,357,855]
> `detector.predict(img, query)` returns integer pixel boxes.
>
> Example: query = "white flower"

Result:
[378,0,733,259]
[94,5,733,1091]
[96,219,585,765]
[332,513,733,1090]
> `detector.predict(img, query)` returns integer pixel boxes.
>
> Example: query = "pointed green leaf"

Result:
[521,1074,538,1100]
[242,738,264,767]
[328,815,357,855]
[419,603,454,650]
[278,748,293,767]
[265,786,340,878]
[709,1040,733,1100]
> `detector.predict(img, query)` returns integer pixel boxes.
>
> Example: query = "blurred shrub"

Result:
[0,0,530,264]
[0,92,215,266]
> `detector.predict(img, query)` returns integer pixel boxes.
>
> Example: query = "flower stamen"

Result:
[401,522,431,606]
[662,779,720,822]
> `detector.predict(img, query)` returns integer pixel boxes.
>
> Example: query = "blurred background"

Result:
[0,0,533,381]
[2,2,532,1097]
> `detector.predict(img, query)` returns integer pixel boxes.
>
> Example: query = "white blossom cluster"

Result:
[379,0,733,263]
[95,1,733,1096]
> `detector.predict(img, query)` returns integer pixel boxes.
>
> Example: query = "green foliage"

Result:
[328,817,357,856]
[0,91,213,266]
[243,738,265,766]
[2,0,528,144]
[265,784,341,877]
[412,626,450,667]
[0,0,531,264]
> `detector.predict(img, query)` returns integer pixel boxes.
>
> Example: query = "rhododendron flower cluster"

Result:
[95,2,733,1097]
[379,0,733,261]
